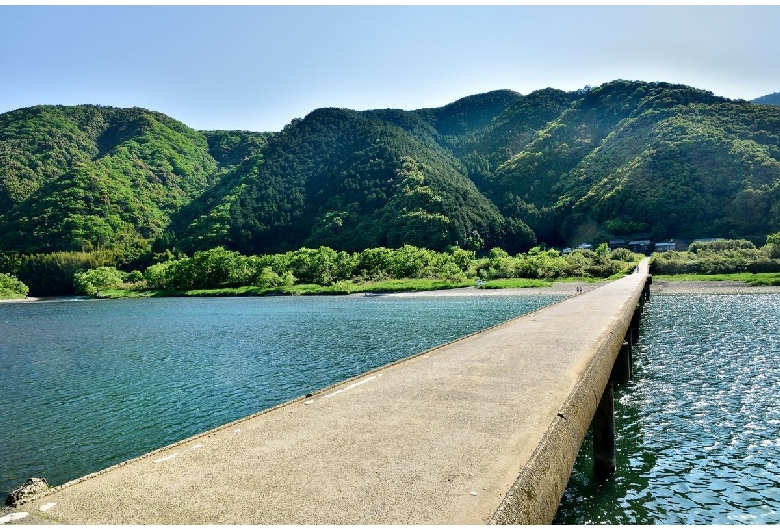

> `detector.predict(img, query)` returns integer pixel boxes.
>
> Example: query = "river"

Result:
[554,293,780,524]
[0,293,560,497]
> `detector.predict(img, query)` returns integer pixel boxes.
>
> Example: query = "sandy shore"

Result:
[385,282,605,298]
[387,279,780,298]
[0,297,43,303]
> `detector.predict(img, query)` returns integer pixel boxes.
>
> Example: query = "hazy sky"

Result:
[2,5,779,132]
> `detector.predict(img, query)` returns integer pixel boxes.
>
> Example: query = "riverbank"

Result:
[386,281,603,297]
[0,296,89,304]
[5,279,780,304]
[0,297,43,303]
[383,278,780,297]
[650,279,780,295]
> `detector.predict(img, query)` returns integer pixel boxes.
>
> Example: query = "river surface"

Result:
[0,293,561,497]
[554,293,780,524]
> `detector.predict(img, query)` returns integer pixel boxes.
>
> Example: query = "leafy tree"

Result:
[74,266,125,295]
[286,246,356,285]
[254,267,295,288]
[650,238,780,274]
[0,272,29,299]
[766,231,780,258]
[143,260,180,290]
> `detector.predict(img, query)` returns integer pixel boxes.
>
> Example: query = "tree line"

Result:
[5,232,780,298]
[650,234,780,275]
[68,244,639,297]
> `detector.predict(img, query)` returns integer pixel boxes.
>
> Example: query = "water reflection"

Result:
[555,294,780,524]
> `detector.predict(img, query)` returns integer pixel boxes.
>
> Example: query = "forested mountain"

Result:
[0,105,221,260]
[753,92,780,106]
[2,80,780,269]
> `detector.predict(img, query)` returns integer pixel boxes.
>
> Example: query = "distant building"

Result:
[654,241,676,252]
[609,239,627,250]
[562,247,573,254]
[577,243,593,250]
[672,239,689,251]
[628,240,652,254]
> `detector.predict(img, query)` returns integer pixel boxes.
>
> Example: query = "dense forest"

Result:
[2,80,780,295]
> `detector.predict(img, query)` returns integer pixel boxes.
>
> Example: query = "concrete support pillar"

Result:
[644,276,652,301]
[593,382,616,481]
[610,341,632,382]
[630,307,641,345]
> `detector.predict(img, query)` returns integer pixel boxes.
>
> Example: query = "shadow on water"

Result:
[553,376,655,524]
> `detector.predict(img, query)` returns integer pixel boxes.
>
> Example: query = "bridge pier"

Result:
[610,341,632,382]
[593,381,616,480]
[629,306,641,345]
[645,275,652,301]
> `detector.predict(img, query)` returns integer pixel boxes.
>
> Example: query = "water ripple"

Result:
[0,293,561,496]
[555,293,780,524]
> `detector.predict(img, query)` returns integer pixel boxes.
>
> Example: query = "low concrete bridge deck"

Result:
[15,262,650,524]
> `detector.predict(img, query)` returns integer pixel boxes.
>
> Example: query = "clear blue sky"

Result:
[2,5,779,132]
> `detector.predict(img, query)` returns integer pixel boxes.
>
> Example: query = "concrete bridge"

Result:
[9,262,651,524]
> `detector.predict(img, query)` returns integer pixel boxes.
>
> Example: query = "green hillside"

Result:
[2,80,780,285]
[0,105,218,259]
[753,92,780,106]
[171,105,520,256]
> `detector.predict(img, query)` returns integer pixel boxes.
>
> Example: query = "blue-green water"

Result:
[554,293,780,524]
[0,293,560,497]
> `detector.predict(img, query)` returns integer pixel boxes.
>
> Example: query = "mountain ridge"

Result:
[1,80,779,267]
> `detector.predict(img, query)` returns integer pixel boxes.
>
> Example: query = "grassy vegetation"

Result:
[79,242,642,300]
[653,272,780,286]
[477,278,553,289]
[96,278,480,298]
[0,292,27,300]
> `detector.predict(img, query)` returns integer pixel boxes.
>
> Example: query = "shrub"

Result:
[689,239,755,253]
[610,247,635,262]
[0,272,29,299]
[255,267,295,288]
[74,267,125,296]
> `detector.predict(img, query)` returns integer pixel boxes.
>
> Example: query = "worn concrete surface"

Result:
[10,263,650,525]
